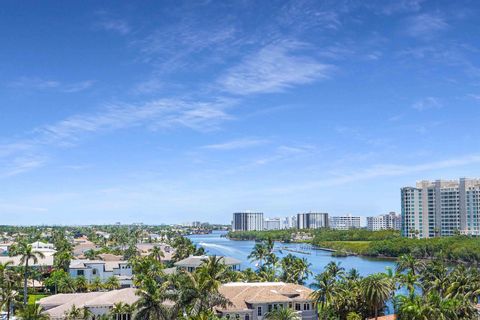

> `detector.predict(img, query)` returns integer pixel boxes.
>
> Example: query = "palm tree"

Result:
[361,274,392,320]
[171,270,230,317]
[135,281,178,320]
[248,243,269,268]
[310,272,338,319]
[196,256,229,290]
[16,303,50,320]
[10,240,45,305]
[0,283,18,320]
[280,254,312,285]
[104,276,121,290]
[396,254,424,276]
[110,302,126,320]
[149,246,165,262]
[89,276,104,291]
[325,261,345,279]
[74,276,89,293]
[64,305,82,320]
[264,307,300,320]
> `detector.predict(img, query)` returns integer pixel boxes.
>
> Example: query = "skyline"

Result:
[1,0,480,225]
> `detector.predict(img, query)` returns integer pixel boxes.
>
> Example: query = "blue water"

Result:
[189,231,398,314]
[188,231,395,279]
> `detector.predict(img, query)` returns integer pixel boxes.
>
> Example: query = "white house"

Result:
[69,260,133,287]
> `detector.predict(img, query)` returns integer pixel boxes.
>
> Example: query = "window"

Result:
[77,270,84,276]
[92,268,98,275]
[257,307,262,316]
[295,304,301,311]
[304,303,310,311]
[245,315,250,320]
[268,305,272,312]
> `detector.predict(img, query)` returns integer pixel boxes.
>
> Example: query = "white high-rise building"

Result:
[232,212,264,231]
[282,216,296,229]
[264,218,281,230]
[401,178,480,238]
[367,212,401,231]
[296,212,329,229]
[329,214,361,230]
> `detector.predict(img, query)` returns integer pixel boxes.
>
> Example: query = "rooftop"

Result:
[217,282,313,312]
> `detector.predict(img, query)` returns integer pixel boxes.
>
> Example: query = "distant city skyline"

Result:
[1,1,480,225]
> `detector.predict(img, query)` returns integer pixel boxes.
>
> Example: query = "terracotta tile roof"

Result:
[368,315,396,320]
[217,282,314,312]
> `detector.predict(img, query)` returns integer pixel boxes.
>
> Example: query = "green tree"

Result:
[10,240,45,305]
[16,304,50,320]
[361,274,392,320]
[264,307,301,320]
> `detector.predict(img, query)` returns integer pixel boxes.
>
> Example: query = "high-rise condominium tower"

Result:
[401,178,480,238]
[296,212,329,229]
[232,212,264,231]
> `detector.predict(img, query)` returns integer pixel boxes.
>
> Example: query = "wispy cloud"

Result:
[201,138,269,151]
[412,97,442,111]
[7,77,94,93]
[94,11,131,35]
[0,155,47,178]
[269,154,480,193]
[218,41,331,95]
[405,13,448,38]
[0,97,235,177]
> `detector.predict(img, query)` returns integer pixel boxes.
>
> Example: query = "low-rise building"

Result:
[68,259,133,287]
[216,282,318,320]
[264,218,282,230]
[329,214,361,230]
[174,255,242,272]
[38,288,138,320]
[367,212,401,231]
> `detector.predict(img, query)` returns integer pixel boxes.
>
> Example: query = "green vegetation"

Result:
[312,229,400,242]
[228,229,298,242]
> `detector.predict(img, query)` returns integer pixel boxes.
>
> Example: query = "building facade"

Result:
[367,212,401,231]
[401,178,480,238]
[216,282,318,320]
[69,259,133,287]
[232,212,264,231]
[329,214,361,230]
[296,212,329,229]
[264,218,282,230]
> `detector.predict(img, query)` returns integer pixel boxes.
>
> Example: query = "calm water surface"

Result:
[188,231,395,279]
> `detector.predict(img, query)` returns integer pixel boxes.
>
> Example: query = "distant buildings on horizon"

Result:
[401,178,480,238]
[232,211,400,232]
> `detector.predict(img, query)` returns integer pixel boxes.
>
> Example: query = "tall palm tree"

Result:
[280,254,312,285]
[396,254,424,276]
[264,307,301,320]
[325,261,345,279]
[310,272,338,320]
[16,303,50,320]
[196,256,229,290]
[10,241,45,305]
[149,246,165,263]
[361,274,392,320]
[135,281,178,320]
[248,243,269,268]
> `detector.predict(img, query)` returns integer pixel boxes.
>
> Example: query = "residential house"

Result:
[216,282,317,320]
[69,259,133,287]
[174,255,241,272]
[38,288,138,320]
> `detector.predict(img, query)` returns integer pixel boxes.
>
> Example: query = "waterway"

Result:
[188,231,395,279]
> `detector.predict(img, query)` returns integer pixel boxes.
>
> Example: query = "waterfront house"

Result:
[174,255,242,272]
[69,259,133,287]
[216,282,318,320]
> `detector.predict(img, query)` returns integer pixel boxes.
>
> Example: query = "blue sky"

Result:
[1,0,480,225]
